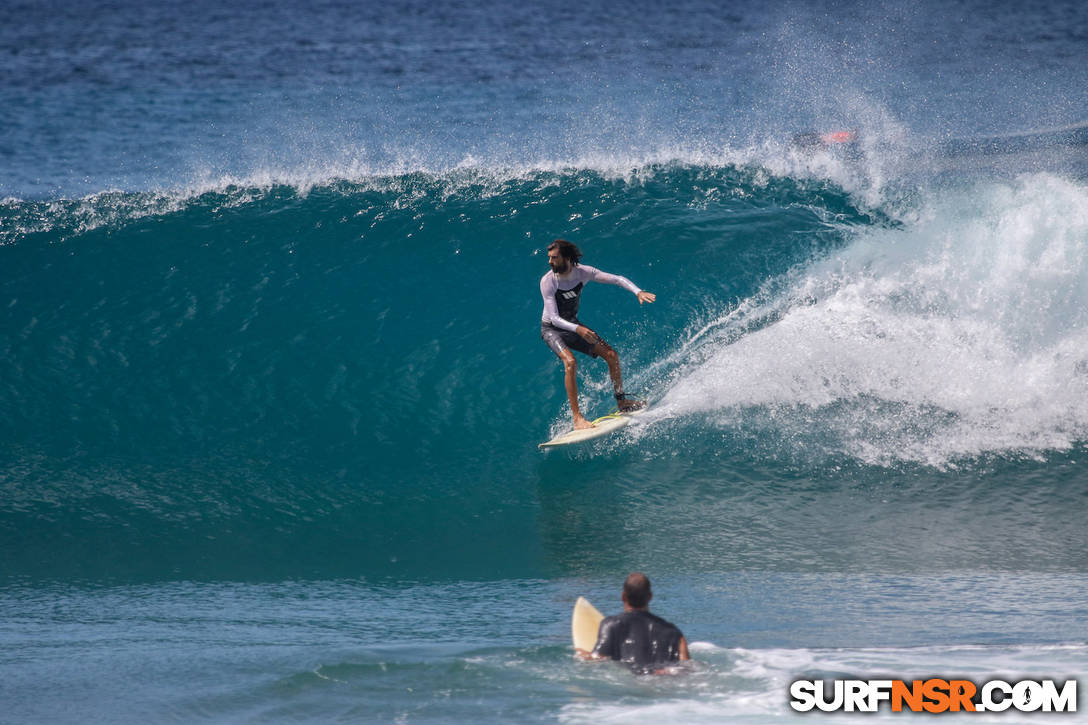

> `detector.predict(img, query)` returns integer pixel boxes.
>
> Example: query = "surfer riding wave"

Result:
[540,239,656,430]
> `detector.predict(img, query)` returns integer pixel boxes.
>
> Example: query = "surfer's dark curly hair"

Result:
[547,239,583,265]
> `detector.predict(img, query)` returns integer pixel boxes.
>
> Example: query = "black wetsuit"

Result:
[591,610,685,671]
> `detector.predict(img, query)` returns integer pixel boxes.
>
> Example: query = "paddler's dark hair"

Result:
[547,239,582,266]
[623,572,652,609]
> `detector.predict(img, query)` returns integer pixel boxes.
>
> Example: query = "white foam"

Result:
[647,173,1088,467]
[557,643,1088,724]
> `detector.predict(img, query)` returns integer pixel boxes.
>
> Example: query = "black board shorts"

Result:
[541,322,603,358]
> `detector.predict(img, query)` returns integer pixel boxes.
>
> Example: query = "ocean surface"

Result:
[3,0,1088,721]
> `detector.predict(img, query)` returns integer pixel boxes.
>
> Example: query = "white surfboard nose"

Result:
[572,596,605,651]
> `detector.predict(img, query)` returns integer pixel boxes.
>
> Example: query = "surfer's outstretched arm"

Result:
[582,265,656,305]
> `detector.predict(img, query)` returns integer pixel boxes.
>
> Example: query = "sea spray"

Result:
[649,173,1088,466]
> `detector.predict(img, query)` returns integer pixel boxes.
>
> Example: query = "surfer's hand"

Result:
[576,325,598,344]
[637,291,656,305]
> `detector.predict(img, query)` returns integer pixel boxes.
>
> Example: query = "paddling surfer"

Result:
[576,572,691,673]
[540,239,655,430]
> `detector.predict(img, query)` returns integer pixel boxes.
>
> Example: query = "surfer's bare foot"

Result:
[617,398,645,413]
[573,416,594,430]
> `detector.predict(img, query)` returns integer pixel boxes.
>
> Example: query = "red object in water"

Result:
[820,130,858,144]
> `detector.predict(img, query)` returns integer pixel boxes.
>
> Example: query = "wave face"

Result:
[4,164,1088,581]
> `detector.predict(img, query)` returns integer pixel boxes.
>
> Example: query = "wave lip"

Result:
[1,154,870,246]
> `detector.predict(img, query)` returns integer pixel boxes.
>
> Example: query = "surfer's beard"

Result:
[550,259,569,274]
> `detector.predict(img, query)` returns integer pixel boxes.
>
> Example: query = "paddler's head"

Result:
[621,571,653,611]
[547,239,582,274]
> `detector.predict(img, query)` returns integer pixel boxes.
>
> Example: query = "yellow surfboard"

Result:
[571,596,605,652]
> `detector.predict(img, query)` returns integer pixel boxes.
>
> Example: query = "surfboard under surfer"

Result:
[576,572,691,673]
[540,239,656,430]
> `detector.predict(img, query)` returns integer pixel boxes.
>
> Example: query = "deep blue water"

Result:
[2,0,1088,721]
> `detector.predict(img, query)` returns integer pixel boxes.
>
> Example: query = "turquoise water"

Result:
[3,0,1088,720]
[5,161,1088,722]
[1,167,876,581]
[4,576,1087,721]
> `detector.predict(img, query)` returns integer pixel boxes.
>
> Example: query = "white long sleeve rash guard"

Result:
[539,264,641,333]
